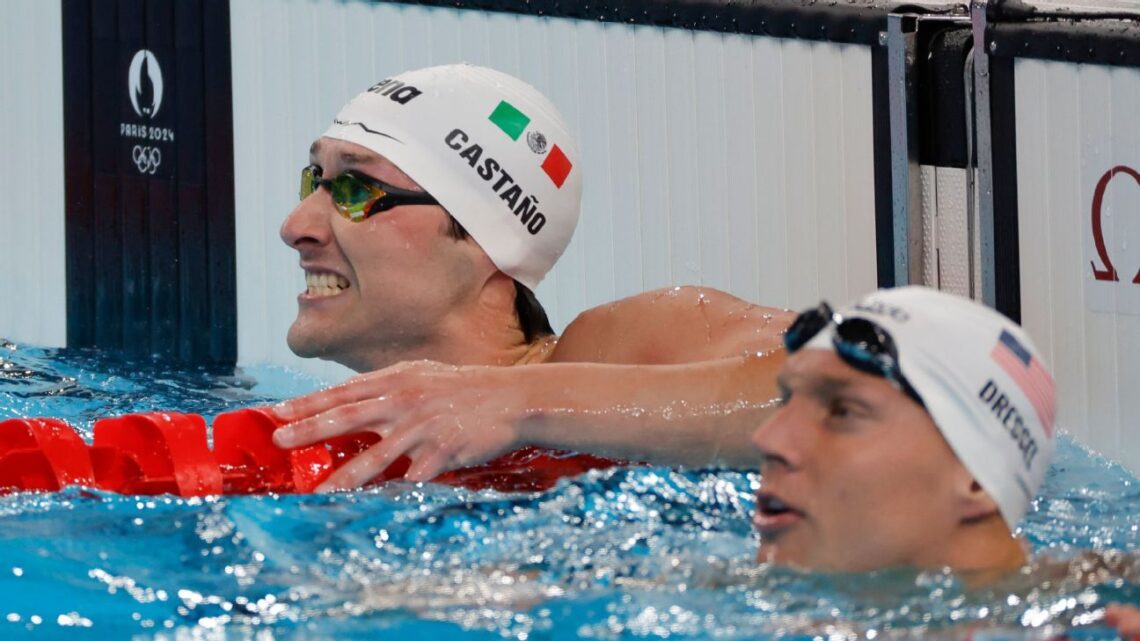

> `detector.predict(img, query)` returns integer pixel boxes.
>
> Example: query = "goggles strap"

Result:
[785,303,925,408]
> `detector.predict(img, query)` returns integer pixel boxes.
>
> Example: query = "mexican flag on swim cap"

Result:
[321,64,582,291]
[487,100,574,189]
[803,286,1057,531]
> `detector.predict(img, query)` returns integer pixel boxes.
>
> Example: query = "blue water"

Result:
[0,342,1137,640]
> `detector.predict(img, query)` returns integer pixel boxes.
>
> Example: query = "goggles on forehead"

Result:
[299,165,439,222]
[784,302,925,408]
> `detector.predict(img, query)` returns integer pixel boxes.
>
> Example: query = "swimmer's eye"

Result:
[827,396,876,424]
[828,399,851,419]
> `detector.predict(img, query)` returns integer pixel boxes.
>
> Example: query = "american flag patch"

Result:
[990,330,1055,436]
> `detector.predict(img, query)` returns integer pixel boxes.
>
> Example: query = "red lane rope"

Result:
[0,408,620,496]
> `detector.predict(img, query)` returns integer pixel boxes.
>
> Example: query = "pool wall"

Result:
[1,0,1139,473]
[999,19,1140,474]
[0,1,67,349]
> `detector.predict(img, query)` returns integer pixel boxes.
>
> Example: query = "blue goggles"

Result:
[784,302,925,408]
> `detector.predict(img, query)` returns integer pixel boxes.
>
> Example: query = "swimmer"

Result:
[271,63,795,489]
[752,286,1054,573]
[754,287,1138,630]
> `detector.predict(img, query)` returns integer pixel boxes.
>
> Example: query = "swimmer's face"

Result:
[280,138,486,371]
[750,349,979,572]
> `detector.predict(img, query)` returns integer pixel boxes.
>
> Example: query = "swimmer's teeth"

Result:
[305,272,349,297]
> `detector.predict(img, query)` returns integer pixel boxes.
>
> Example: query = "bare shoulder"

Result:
[550,286,795,365]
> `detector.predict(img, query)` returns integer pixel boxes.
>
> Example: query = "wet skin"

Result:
[273,140,796,491]
[751,348,1023,573]
[280,138,492,373]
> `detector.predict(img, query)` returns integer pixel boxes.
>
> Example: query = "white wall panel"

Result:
[840,48,879,298]
[723,35,761,299]
[634,29,672,294]
[814,42,848,301]
[1015,58,1140,473]
[753,38,791,306]
[0,1,66,348]
[231,0,879,382]
[920,166,978,298]
[576,22,619,305]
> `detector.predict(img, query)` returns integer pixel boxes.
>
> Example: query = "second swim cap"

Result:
[804,286,1057,531]
[322,64,581,291]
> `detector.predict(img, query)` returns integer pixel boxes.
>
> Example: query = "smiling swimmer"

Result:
[274,64,795,491]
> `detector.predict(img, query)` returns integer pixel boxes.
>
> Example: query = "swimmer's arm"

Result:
[272,355,782,490]
[521,353,784,468]
[551,286,795,366]
[489,285,793,465]
[270,287,790,488]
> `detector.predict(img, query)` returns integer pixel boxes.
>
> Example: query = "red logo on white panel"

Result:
[1086,165,1140,316]
[1090,166,1140,283]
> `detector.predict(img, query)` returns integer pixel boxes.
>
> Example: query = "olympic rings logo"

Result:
[132,145,162,175]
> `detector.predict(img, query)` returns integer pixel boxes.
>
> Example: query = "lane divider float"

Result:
[0,408,619,496]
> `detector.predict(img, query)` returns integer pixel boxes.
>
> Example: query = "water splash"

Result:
[0,345,1135,640]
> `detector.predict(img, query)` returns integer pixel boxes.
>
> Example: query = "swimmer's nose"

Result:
[751,402,806,472]
[280,191,333,249]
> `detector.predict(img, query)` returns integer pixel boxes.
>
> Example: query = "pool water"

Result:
[0,342,1136,640]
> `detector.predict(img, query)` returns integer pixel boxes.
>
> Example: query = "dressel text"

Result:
[978,379,1039,469]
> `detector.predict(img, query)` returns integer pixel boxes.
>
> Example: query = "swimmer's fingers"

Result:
[270,360,449,423]
[404,445,458,483]
[315,418,439,491]
[270,374,383,423]
[272,395,403,448]
[404,421,477,482]
[402,416,519,482]
[316,413,507,490]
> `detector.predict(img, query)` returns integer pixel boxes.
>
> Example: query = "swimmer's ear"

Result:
[957,477,1002,524]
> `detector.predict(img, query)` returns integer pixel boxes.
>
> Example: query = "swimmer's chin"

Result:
[286,328,369,371]
[286,326,336,360]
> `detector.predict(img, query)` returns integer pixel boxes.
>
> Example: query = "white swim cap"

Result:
[322,64,581,290]
[804,286,1056,530]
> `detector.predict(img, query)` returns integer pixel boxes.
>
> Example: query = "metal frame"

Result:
[963,47,978,299]
[375,0,934,46]
[886,13,924,287]
[971,0,997,307]
[885,12,973,289]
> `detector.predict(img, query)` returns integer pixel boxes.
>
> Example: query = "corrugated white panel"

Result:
[921,166,938,288]
[232,0,879,382]
[1015,58,1140,473]
[0,1,66,347]
[920,165,977,297]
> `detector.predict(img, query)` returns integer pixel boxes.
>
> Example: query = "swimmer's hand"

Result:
[1106,603,1140,640]
[269,338,783,489]
[269,360,530,491]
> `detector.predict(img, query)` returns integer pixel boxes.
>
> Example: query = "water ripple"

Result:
[0,343,1135,640]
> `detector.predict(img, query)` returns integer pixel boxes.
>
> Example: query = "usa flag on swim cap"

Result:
[990,330,1056,436]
